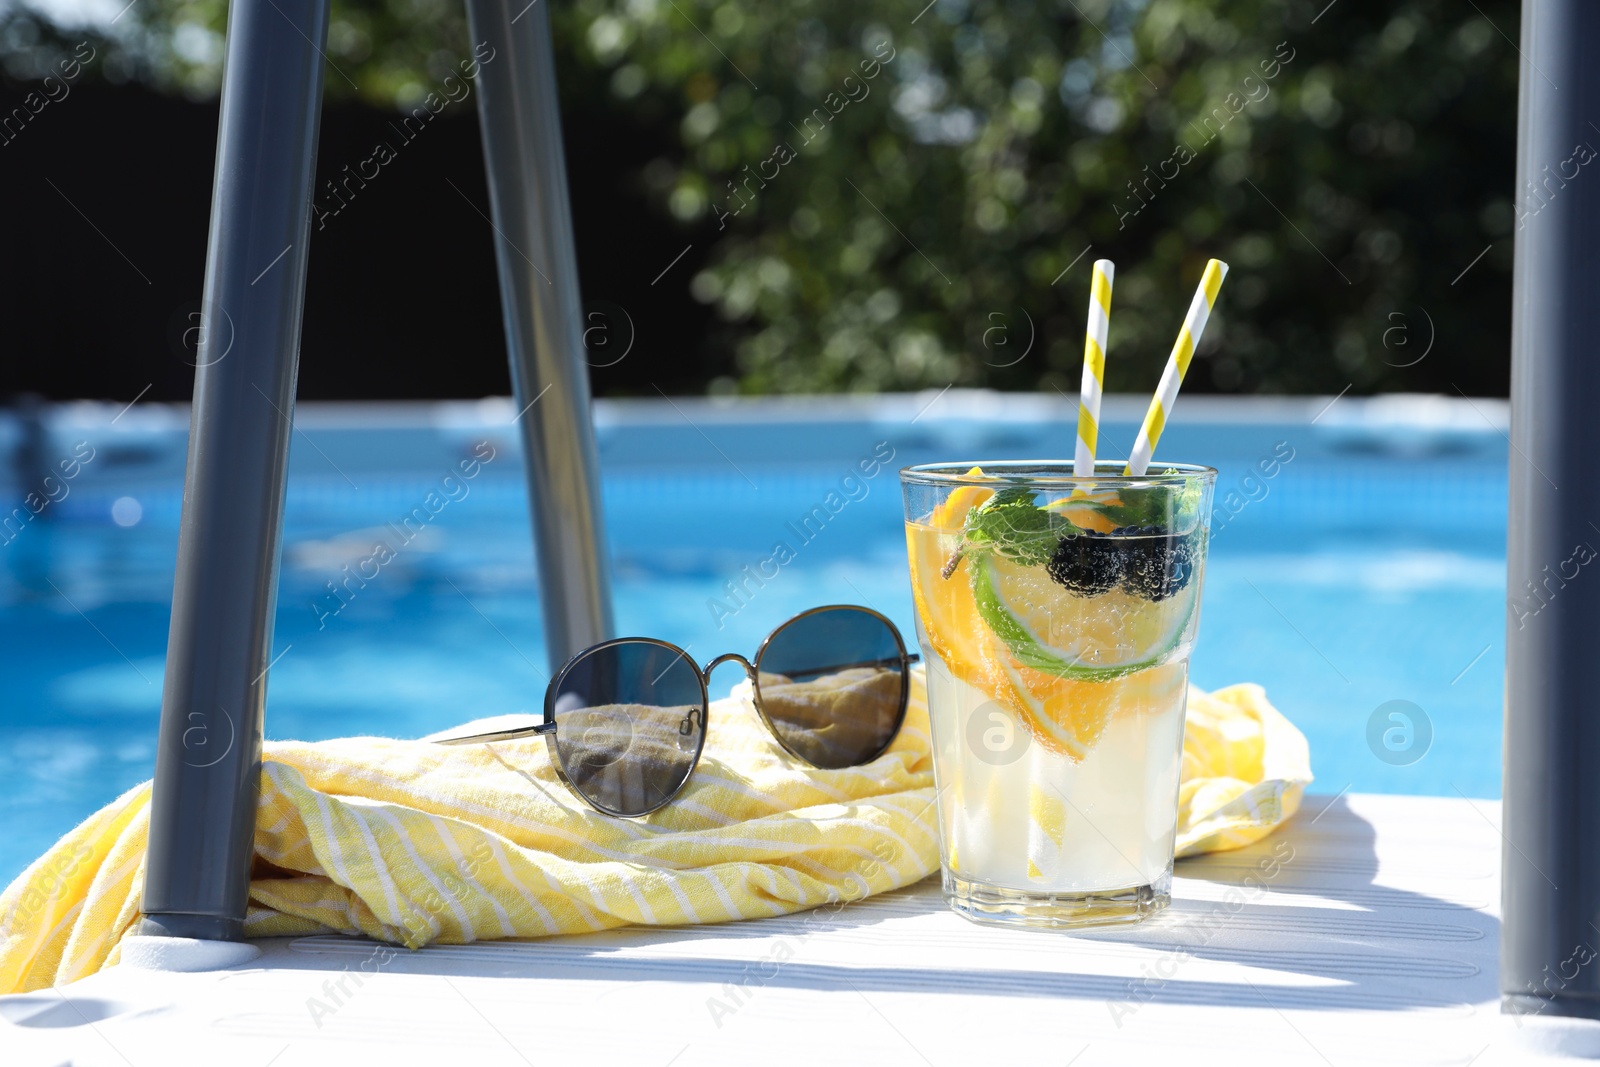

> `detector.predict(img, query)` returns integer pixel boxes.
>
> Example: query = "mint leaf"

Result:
[1098,474,1200,533]
[960,484,1068,566]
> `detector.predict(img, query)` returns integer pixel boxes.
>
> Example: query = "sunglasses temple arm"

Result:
[433,722,557,746]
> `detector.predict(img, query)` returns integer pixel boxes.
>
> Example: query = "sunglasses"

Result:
[439,605,919,817]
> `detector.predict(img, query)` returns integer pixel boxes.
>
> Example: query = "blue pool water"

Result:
[0,393,1508,884]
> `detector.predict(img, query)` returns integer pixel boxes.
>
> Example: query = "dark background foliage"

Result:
[0,0,1519,401]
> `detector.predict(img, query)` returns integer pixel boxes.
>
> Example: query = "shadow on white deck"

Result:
[0,793,1546,1065]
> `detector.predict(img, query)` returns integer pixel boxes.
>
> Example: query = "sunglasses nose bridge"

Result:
[702,651,756,678]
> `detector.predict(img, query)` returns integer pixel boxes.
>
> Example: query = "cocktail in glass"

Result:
[901,461,1215,927]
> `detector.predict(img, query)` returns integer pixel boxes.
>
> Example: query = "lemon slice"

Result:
[971,550,1197,680]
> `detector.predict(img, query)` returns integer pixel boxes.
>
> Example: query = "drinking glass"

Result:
[901,460,1215,927]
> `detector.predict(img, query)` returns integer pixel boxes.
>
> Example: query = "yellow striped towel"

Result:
[1176,683,1313,856]
[0,671,1310,993]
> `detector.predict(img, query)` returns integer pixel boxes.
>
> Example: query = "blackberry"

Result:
[1046,530,1123,596]
[1118,526,1199,602]
[1167,535,1198,591]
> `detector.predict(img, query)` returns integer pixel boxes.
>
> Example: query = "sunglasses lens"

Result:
[755,607,907,769]
[550,641,705,816]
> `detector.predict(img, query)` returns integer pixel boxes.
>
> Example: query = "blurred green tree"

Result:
[2,0,1518,396]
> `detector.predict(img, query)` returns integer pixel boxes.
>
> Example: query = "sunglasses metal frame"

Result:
[438,604,918,818]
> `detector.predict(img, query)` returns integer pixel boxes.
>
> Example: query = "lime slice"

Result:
[971,550,1197,680]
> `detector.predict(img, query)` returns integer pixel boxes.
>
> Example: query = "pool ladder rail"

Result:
[138,0,613,944]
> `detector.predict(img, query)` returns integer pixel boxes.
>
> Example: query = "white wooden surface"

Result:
[0,793,1550,1066]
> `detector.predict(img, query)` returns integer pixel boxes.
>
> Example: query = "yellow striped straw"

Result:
[1124,258,1229,476]
[1075,259,1114,477]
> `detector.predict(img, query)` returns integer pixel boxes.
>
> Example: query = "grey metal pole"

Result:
[464,0,615,667]
[1503,0,1600,1020]
[139,0,330,941]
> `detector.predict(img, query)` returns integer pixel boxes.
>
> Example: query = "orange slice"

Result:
[1046,488,1124,533]
[907,524,995,695]
[993,641,1187,762]
[906,469,998,694]
[932,467,995,530]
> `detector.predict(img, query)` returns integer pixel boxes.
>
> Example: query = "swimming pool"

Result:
[0,390,1508,884]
